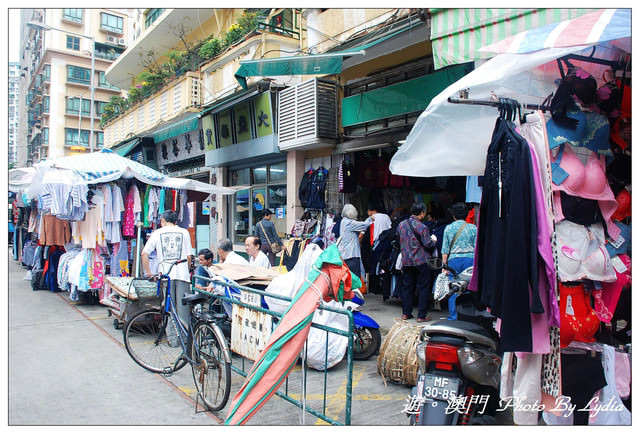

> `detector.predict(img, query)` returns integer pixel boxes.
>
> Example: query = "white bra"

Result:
[556,220,617,283]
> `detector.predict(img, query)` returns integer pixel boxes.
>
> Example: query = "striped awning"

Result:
[429,8,597,69]
[46,148,165,184]
[480,8,631,54]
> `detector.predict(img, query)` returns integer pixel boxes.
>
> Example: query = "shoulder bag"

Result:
[407,219,441,270]
[259,221,282,254]
[447,222,468,259]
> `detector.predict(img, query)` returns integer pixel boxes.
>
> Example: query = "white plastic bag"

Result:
[265,243,348,370]
[433,272,450,301]
[305,300,349,371]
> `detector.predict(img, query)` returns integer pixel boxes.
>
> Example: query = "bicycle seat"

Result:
[182,292,210,305]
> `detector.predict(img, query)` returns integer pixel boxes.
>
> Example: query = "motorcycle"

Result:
[409,264,508,425]
[344,288,382,360]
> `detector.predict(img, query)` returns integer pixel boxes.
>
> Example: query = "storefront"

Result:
[203,89,286,250]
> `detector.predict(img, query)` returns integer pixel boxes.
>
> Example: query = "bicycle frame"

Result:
[155,269,200,370]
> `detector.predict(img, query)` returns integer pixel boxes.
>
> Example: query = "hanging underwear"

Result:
[559,282,600,347]
[559,192,604,227]
[560,352,607,425]
[550,144,620,240]
[556,220,617,283]
[598,254,631,324]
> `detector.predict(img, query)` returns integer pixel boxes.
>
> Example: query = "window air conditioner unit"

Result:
[106,35,117,44]
[118,38,127,46]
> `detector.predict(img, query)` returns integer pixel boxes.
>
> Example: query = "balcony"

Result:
[102,72,200,147]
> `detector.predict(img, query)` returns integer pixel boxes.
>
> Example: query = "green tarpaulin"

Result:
[152,113,200,143]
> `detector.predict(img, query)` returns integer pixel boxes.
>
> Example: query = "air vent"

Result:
[277,78,337,150]
[106,35,117,44]
[118,38,127,46]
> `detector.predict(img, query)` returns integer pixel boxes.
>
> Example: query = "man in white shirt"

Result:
[216,238,249,265]
[245,235,271,269]
[141,210,194,328]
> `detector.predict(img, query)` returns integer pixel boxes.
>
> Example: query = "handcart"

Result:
[100,276,162,329]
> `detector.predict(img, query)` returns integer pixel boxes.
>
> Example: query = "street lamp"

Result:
[26,21,95,153]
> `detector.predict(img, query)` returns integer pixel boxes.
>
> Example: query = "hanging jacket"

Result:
[306,167,329,210]
[470,117,543,353]
[298,169,314,208]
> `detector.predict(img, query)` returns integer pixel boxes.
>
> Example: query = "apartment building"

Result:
[9,62,20,166]
[19,8,134,164]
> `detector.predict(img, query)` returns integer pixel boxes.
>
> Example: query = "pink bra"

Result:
[551,144,609,199]
[556,220,617,283]
[551,144,622,241]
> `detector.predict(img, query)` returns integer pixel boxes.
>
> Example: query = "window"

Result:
[95,132,104,148]
[95,101,107,116]
[230,162,287,243]
[101,13,123,33]
[144,9,165,28]
[67,65,91,84]
[43,96,50,113]
[63,8,83,23]
[43,64,51,81]
[98,71,119,90]
[65,97,91,116]
[65,128,90,146]
[42,128,49,144]
[66,36,80,50]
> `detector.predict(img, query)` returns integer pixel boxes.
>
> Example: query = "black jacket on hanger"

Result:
[474,117,544,353]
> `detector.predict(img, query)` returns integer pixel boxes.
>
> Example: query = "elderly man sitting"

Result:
[216,238,249,265]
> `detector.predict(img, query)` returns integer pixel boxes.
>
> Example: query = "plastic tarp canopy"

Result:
[389,8,630,178]
[25,148,238,199]
[9,167,36,192]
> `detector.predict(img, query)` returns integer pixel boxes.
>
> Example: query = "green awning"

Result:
[111,137,140,156]
[234,51,361,90]
[153,113,200,143]
[429,8,596,70]
[234,21,425,89]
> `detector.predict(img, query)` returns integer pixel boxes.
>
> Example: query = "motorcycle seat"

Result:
[429,319,495,340]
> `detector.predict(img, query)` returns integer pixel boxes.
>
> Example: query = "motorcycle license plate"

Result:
[417,374,461,402]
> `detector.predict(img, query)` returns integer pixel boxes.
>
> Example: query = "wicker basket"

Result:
[377,318,423,386]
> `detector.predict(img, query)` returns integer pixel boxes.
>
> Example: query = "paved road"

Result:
[8,256,443,426]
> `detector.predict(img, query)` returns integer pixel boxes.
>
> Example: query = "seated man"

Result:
[194,248,215,290]
[216,238,249,265]
[244,235,271,269]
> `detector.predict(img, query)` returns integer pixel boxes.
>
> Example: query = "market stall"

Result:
[389,9,631,426]
[13,148,237,313]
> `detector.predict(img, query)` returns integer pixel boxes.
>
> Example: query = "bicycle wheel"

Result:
[123,308,188,374]
[191,321,231,411]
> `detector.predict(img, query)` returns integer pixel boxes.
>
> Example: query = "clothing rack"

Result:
[447,96,549,112]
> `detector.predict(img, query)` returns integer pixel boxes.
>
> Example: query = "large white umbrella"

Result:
[389,8,631,177]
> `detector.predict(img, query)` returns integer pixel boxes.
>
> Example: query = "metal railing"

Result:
[191,274,354,425]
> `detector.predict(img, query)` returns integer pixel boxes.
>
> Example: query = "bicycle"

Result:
[122,259,232,411]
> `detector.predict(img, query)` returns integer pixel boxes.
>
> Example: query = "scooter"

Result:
[344,288,382,360]
[409,264,506,425]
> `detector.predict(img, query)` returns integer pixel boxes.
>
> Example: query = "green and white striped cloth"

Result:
[429,8,596,70]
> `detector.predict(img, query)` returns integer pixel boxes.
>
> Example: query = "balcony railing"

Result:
[103,72,200,147]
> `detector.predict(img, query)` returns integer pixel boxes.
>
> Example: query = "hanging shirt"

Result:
[122,185,138,237]
[158,188,166,218]
[369,212,392,246]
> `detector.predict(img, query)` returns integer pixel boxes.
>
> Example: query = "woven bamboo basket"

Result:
[377,318,423,386]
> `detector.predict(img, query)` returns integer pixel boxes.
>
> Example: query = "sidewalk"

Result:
[7,255,442,425]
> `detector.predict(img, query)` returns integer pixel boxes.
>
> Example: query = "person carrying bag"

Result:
[440,202,477,320]
[255,209,283,266]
